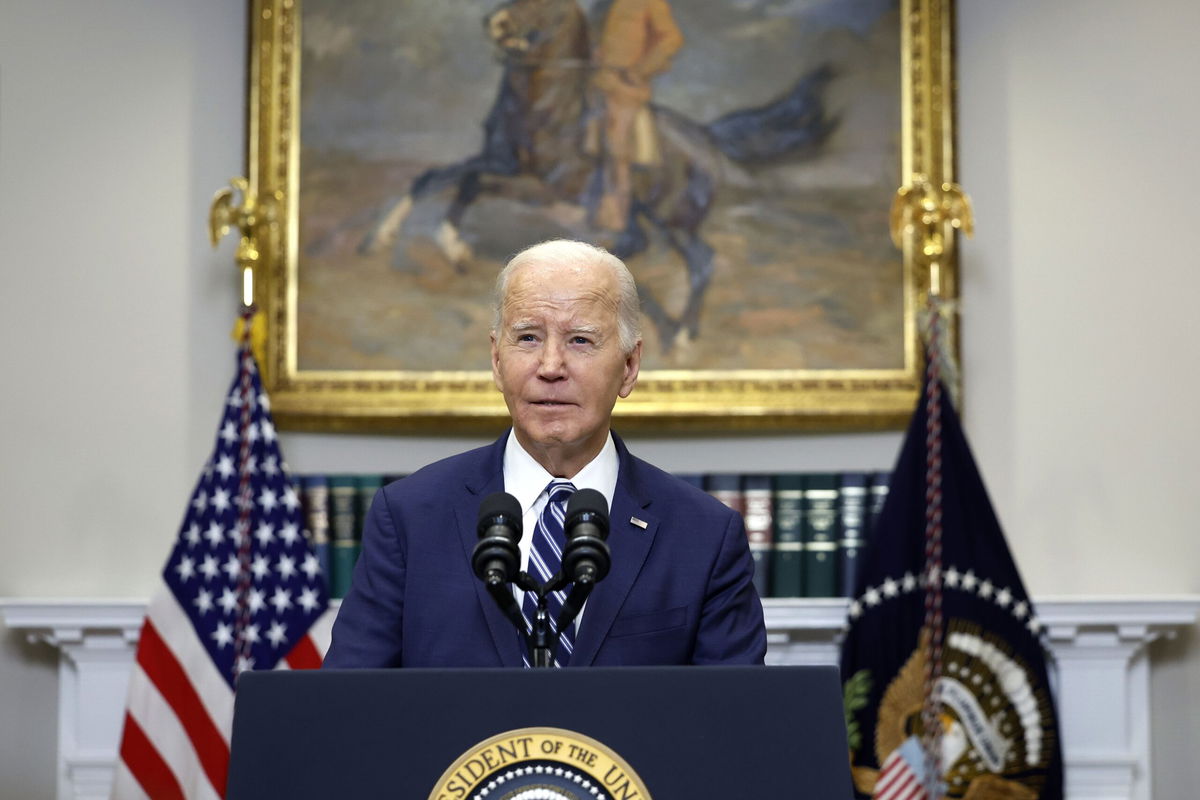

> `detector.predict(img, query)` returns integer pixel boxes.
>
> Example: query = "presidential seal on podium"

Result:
[429,727,653,800]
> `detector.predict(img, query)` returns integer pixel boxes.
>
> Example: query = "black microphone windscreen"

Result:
[565,488,609,524]
[566,488,608,516]
[477,491,523,535]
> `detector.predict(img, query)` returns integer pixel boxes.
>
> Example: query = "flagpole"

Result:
[919,285,946,796]
[209,177,283,682]
[891,176,973,798]
[231,308,258,680]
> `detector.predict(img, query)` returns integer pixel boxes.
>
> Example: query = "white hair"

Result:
[492,239,642,354]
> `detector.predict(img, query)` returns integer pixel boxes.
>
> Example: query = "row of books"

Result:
[296,474,405,601]
[296,471,890,600]
[684,472,890,600]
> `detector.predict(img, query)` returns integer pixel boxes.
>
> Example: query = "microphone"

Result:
[561,488,611,585]
[472,492,523,587]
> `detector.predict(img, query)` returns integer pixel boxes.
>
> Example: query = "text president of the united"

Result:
[324,239,766,668]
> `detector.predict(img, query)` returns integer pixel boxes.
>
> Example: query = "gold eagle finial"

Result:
[890,175,974,262]
[207,177,280,307]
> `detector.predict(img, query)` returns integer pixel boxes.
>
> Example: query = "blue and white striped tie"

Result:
[521,480,576,667]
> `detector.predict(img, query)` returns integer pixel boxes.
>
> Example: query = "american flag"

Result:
[873,739,934,800]
[112,343,332,799]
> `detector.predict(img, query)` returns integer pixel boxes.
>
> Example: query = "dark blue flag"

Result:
[839,376,1064,799]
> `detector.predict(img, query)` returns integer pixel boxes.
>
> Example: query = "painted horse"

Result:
[358,0,834,350]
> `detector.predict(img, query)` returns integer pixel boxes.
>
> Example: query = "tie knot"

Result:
[545,480,576,506]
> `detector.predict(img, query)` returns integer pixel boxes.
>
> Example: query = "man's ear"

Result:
[618,339,642,398]
[490,332,504,392]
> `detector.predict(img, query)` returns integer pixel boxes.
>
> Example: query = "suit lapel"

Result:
[569,438,658,666]
[455,433,525,667]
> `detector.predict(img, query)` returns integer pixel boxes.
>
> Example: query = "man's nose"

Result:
[537,338,567,379]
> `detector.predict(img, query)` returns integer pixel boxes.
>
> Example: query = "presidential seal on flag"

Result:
[846,619,1058,799]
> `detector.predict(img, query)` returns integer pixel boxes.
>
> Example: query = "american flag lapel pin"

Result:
[630,517,648,529]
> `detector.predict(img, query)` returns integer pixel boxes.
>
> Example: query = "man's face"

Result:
[491,260,641,468]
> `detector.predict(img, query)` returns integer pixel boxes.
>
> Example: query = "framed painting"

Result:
[244,0,959,432]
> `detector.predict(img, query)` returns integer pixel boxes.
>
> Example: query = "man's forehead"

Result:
[503,261,619,307]
[502,296,614,327]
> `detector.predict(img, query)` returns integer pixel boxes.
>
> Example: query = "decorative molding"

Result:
[3,600,144,648]
[4,596,1198,800]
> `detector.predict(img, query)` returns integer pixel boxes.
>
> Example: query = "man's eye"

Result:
[570,336,592,345]
[516,333,538,343]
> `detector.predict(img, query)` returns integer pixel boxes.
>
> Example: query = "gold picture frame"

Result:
[243,0,959,433]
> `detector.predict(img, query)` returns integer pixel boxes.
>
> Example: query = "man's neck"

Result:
[514,430,609,479]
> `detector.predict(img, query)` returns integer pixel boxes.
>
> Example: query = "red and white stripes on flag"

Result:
[112,594,334,799]
[112,338,333,799]
[872,741,937,800]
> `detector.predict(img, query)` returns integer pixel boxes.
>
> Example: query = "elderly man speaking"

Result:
[324,239,766,668]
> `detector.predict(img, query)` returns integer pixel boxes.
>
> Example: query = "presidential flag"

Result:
[839,372,1064,799]
[112,344,332,800]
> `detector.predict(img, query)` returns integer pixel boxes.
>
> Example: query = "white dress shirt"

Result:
[502,428,619,631]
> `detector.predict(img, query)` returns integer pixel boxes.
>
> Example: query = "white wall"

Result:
[0,0,1196,797]
[957,0,1200,598]
[955,4,1200,794]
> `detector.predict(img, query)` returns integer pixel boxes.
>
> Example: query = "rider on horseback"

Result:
[590,0,684,232]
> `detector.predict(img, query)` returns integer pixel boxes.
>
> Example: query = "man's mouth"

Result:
[531,400,572,407]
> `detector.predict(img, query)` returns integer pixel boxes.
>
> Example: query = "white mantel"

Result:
[3,596,1197,800]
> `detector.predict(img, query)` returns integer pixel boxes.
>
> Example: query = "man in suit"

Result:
[324,239,765,668]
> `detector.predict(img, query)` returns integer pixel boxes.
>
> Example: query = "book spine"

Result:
[868,471,890,542]
[741,475,773,598]
[299,475,331,593]
[801,473,840,597]
[328,475,359,600]
[770,474,805,597]
[837,472,869,598]
[703,473,744,517]
[356,474,384,539]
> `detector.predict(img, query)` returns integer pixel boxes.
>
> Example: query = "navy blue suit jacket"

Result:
[323,432,766,668]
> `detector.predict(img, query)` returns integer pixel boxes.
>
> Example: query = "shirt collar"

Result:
[502,429,619,514]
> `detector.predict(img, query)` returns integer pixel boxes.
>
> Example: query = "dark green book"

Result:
[770,474,805,597]
[801,473,839,597]
[356,474,384,538]
[838,472,870,598]
[741,474,773,598]
[329,475,359,600]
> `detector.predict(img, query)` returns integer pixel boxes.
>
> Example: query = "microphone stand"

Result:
[554,576,595,643]
[483,570,527,636]
[514,571,554,667]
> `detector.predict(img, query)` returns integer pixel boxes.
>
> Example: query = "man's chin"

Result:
[515,415,585,448]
